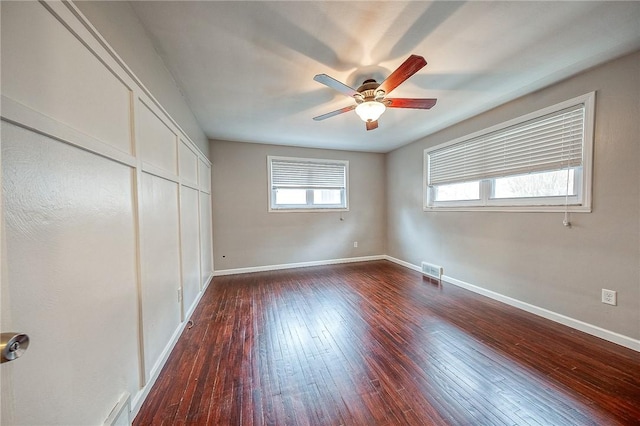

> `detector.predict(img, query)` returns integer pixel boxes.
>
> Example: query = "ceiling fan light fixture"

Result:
[313,55,435,129]
[355,101,386,123]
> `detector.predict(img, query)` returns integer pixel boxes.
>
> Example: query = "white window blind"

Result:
[271,159,346,189]
[268,156,349,211]
[428,104,585,186]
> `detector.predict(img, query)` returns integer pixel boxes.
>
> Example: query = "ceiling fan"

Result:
[312,54,437,131]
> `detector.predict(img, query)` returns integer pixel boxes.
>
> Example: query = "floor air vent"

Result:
[421,261,443,280]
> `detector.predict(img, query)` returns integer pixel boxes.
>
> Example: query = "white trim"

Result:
[180,180,200,191]
[443,274,640,352]
[141,161,179,184]
[1,96,137,168]
[213,255,385,276]
[267,207,350,213]
[423,204,592,213]
[384,256,640,352]
[130,273,213,419]
[384,255,422,272]
[580,91,595,211]
[202,272,214,291]
[103,392,130,426]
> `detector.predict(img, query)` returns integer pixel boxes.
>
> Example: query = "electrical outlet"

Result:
[602,289,617,306]
[353,241,358,248]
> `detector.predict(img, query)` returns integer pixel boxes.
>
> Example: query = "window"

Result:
[425,92,594,211]
[268,156,348,211]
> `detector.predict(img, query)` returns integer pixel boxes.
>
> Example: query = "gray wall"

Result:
[386,51,640,339]
[211,140,386,270]
[75,1,209,158]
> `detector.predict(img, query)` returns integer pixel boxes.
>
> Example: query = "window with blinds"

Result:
[268,156,348,211]
[424,92,595,211]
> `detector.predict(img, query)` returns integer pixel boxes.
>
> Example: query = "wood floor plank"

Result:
[134,261,640,425]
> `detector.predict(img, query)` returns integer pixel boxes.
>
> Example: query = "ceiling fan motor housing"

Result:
[356,79,385,103]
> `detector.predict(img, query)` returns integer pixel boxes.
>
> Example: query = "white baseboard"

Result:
[103,392,130,426]
[384,255,422,273]
[212,255,386,276]
[202,272,214,291]
[385,256,640,352]
[130,272,214,420]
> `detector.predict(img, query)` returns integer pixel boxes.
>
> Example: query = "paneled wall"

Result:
[1,2,212,424]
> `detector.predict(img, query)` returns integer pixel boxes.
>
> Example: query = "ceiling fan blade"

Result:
[313,105,356,121]
[386,98,437,109]
[378,55,427,95]
[313,74,358,97]
[366,120,379,131]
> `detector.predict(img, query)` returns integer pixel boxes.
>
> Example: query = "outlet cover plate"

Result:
[602,289,617,306]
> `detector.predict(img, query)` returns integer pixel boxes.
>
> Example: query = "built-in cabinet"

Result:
[0,2,212,424]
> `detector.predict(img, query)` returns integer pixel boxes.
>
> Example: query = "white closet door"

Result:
[180,186,201,316]
[199,192,213,287]
[139,172,181,380]
[1,122,140,425]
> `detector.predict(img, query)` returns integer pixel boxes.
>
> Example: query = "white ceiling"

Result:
[130,1,640,153]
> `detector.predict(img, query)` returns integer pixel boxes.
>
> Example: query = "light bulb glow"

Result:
[355,101,386,122]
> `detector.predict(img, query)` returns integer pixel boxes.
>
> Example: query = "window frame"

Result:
[268,155,349,212]
[424,92,595,212]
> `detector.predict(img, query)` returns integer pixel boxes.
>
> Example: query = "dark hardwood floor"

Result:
[134,260,640,425]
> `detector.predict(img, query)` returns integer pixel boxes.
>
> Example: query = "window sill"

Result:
[423,205,591,213]
[269,207,349,213]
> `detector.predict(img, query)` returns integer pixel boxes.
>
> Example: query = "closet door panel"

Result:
[137,100,177,175]
[198,159,211,193]
[199,192,213,287]
[180,186,201,315]
[139,172,181,379]
[179,141,198,187]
